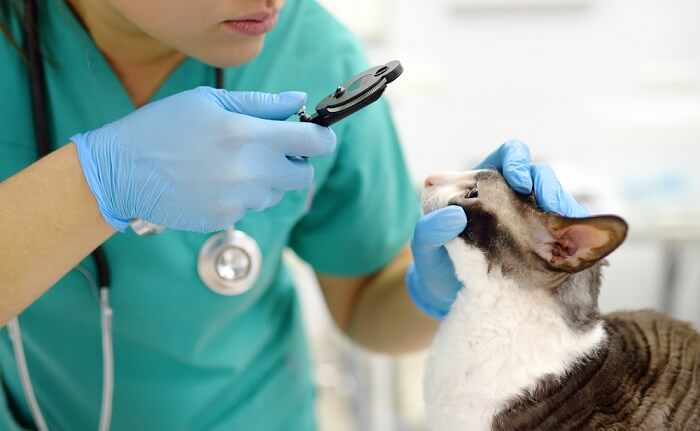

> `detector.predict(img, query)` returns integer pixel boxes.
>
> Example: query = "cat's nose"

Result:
[425,171,481,188]
[424,173,465,187]
[424,174,446,187]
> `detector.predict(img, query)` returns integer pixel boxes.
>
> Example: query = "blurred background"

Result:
[288,0,700,429]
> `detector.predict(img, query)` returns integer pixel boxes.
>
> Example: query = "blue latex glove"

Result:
[407,140,589,319]
[71,87,335,233]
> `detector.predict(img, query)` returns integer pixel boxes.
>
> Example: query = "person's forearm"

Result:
[0,143,115,325]
[346,247,439,354]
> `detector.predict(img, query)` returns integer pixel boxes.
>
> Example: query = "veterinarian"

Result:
[0,0,587,429]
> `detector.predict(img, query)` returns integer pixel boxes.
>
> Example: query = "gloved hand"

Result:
[71,87,335,233]
[406,140,589,319]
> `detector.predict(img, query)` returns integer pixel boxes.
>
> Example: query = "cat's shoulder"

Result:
[604,309,700,342]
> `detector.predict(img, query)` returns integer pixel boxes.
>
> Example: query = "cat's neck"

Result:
[444,240,606,350]
[424,241,607,431]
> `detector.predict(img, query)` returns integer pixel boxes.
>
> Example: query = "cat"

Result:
[421,169,700,431]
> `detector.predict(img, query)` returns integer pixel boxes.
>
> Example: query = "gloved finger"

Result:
[412,206,468,251]
[206,88,307,120]
[261,120,337,158]
[531,164,589,217]
[406,264,452,319]
[203,208,246,233]
[234,144,314,190]
[473,140,533,195]
[248,187,285,212]
[263,189,285,208]
[219,183,283,211]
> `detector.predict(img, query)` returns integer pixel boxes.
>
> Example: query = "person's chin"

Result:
[202,37,266,68]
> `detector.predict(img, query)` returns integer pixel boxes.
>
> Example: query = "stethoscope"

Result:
[130,217,263,296]
[10,1,403,427]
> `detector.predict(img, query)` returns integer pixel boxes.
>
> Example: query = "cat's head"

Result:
[422,169,628,330]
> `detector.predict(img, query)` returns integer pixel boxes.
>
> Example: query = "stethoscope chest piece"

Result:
[197,227,262,296]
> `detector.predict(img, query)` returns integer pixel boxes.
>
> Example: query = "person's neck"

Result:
[69,0,186,107]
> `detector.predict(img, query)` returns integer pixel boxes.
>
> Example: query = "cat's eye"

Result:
[465,188,479,199]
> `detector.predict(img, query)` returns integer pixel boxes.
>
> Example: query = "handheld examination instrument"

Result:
[296,60,403,126]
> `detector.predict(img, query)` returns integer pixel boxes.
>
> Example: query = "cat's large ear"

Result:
[531,215,628,273]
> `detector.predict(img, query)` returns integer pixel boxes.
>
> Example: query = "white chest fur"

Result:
[424,241,606,431]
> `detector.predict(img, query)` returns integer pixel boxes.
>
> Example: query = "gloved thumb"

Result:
[207,89,307,120]
[412,206,468,251]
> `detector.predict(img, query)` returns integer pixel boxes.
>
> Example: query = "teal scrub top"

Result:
[0,0,420,429]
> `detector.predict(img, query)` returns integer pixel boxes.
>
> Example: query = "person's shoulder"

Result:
[289,0,363,51]
[283,0,363,47]
[263,0,369,82]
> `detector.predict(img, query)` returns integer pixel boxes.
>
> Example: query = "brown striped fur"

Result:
[494,310,700,430]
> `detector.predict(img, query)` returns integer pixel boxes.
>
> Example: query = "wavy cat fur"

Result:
[494,310,700,430]
[421,169,700,431]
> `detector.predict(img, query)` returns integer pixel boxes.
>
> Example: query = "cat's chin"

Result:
[420,194,449,214]
[421,196,479,216]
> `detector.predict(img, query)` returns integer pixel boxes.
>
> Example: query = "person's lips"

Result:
[223,10,279,36]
